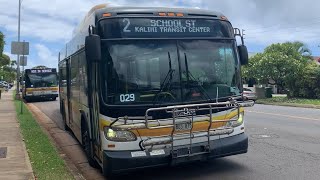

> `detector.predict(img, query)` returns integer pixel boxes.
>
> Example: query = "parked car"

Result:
[243,88,257,101]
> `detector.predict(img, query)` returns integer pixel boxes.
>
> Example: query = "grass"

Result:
[14,99,74,180]
[256,97,320,107]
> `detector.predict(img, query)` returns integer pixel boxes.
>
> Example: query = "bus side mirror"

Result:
[85,35,101,63]
[238,45,249,65]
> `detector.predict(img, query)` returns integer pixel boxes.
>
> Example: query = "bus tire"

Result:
[81,118,98,168]
[59,101,63,114]
[61,106,70,131]
[52,97,57,101]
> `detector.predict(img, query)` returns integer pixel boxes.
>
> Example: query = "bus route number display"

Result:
[114,18,231,38]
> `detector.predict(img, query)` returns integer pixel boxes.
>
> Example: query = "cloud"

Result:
[33,44,57,69]
[3,51,16,61]
[2,0,320,57]
[0,0,182,43]
[201,0,320,46]
[1,0,319,43]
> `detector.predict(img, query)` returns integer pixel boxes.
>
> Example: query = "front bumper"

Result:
[25,94,58,99]
[103,133,248,174]
[244,95,257,100]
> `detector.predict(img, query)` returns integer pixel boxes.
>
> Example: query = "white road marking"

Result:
[247,110,320,121]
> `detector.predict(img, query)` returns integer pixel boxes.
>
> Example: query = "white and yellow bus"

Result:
[59,5,253,177]
[23,68,58,102]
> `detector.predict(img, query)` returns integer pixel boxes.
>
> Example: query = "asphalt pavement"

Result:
[31,99,320,180]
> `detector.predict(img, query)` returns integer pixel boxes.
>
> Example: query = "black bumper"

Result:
[25,94,58,99]
[103,133,248,174]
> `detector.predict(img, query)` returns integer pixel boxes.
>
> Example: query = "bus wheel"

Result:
[62,110,70,131]
[52,97,57,101]
[81,119,98,168]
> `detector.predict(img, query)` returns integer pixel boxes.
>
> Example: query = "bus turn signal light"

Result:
[108,144,116,148]
[176,13,184,17]
[167,12,175,16]
[221,16,228,20]
[158,12,166,16]
[103,13,112,17]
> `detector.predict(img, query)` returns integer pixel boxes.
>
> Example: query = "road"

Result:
[31,99,320,180]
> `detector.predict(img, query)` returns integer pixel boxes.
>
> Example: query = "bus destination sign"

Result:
[28,69,56,74]
[124,19,211,33]
[100,18,232,38]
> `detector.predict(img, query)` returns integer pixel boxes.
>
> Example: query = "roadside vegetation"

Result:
[243,41,320,99]
[14,98,74,180]
[257,97,320,108]
[0,31,16,83]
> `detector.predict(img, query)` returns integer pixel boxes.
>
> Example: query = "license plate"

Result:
[34,91,48,95]
[175,122,192,131]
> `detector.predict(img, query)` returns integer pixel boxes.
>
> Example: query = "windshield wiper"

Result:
[184,53,212,101]
[152,52,175,104]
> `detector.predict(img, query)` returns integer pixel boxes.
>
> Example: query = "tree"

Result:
[0,54,10,67]
[0,31,10,67]
[10,60,17,68]
[290,62,320,98]
[0,31,16,82]
[32,65,48,69]
[0,31,4,55]
[242,42,311,93]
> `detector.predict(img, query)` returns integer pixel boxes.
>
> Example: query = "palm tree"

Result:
[291,41,312,57]
[32,65,48,69]
[10,60,17,68]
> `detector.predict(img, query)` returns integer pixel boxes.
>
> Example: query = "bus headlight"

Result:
[227,112,244,127]
[104,127,137,142]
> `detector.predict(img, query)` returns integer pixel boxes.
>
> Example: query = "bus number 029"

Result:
[120,94,135,102]
[123,18,131,32]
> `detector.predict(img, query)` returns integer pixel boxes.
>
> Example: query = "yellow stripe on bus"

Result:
[100,108,244,137]
[26,87,59,92]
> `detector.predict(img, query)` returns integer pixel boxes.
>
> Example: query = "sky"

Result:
[1,0,320,69]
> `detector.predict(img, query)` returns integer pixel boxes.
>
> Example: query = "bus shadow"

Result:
[116,158,247,180]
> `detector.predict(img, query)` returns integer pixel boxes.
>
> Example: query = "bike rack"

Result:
[111,100,254,157]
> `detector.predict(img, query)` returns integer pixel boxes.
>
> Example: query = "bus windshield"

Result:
[103,39,240,105]
[25,73,58,88]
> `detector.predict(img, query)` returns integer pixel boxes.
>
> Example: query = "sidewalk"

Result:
[0,89,34,179]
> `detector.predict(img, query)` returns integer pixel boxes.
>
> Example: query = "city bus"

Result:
[22,67,59,102]
[58,4,253,176]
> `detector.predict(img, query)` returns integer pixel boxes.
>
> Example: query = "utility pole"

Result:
[16,0,21,97]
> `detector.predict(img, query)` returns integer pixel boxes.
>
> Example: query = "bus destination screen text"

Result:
[30,69,53,73]
[100,18,232,38]
[121,18,211,34]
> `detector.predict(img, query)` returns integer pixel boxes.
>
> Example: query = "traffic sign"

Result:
[11,41,29,55]
[19,56,27,66]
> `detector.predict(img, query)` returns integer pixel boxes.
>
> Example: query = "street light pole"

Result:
[16,0,21,96]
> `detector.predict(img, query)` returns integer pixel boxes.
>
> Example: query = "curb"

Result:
[26,103,85,180]
[7,89,35,180]
[25,103,105,180]
[256,102,320,109]
[20,130,36,180]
